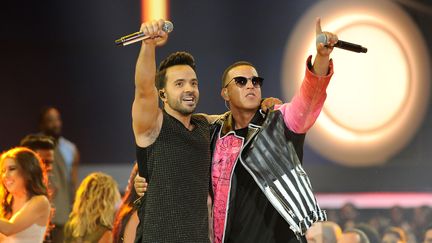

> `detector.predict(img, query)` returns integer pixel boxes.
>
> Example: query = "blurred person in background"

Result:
[382,226,408,243]
[38,106,80,243]
[368,213,391,237]
[338,229,369,243]
[412,206,432,241]
[390,207,410,228]
[339,203,360,230]
[389,207,417,242]
[113,163,140,243]
[306,221,342,243]
[338,224,380,243]
[20,134,55,175]
[422,224,432,243]
[356,224,381,243]
[0,147,51,243]
[64,172,121,243]
[20,134,56,242]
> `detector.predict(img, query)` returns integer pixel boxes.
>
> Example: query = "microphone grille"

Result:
[163,21,174,33]
[316,33,327,45]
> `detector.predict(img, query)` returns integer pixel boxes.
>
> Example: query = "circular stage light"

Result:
[282,0,430,166]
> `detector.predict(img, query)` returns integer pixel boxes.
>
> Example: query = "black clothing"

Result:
[211,110,323,243]
[135,111,211,243]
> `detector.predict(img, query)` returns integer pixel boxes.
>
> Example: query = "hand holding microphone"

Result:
[317,33,367,53]
[315,18,367,53]
[115,19,174,47]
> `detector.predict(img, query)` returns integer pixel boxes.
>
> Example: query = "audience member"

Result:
[20,134,55,174]
[0,147,51,242]
[382,226,408,243]
[412,206,432,241]
[38,106,80,242]
[339,224,380,243]
[423,224,432,243]
[20,134,56,242]
[64,172,120,243]
[306,221,342,243]
[339,203,360,230]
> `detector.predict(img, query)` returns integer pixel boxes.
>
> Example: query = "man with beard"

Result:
[20,134,56,242]
[38,106,79,243]
[20,134,55,174]
[131,19,211,242]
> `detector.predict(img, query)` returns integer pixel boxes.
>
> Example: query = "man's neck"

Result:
[164,107,193,130]
[230,108,257,130]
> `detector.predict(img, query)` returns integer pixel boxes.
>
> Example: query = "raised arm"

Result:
[312,18,337,76]
[277,18,337,133]
[0,195,50,236]
[132,19,168,147]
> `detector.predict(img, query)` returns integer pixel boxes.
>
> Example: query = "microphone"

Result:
[115,21,174,47]
[316,33,367,53]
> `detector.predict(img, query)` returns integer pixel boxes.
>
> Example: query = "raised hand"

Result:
[140,19,169,46]
[315,18,338,57]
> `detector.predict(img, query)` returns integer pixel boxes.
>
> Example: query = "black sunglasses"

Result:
[225,76,264,88]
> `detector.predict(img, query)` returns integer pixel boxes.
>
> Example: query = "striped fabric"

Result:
[241,110,327,236]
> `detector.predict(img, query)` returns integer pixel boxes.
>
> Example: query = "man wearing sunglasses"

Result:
[210,18,337,243]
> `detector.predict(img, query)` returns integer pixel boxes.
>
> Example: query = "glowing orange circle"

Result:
[282,0,430,166]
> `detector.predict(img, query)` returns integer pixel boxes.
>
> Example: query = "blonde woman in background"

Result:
[382,226,408,243]
[64,172,121,243]
[0,147,51,242]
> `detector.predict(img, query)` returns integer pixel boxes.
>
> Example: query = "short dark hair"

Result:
[20,134,56,151]
[155,51,196,90]
[221,61,255,87]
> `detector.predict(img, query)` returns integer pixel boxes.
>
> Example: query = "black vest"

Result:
[135,111,211,243]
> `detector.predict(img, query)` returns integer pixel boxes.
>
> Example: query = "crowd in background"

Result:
[312,203,432,243]
[0,106,135,242]
[330,203,432,242]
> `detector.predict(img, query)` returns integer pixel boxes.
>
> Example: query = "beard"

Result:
[166,93,198,115]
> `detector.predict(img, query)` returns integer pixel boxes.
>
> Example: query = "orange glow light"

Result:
[282,0,430,166]
[141,0,169,22]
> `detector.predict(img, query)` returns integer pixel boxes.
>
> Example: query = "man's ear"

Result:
[221,88,229,101]
[159,89,166,100]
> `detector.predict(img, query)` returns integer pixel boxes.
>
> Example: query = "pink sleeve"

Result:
[275,55,334,134]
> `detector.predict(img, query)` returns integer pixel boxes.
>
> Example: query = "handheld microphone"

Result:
[316,33,367,53]
[115,21,174,47]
